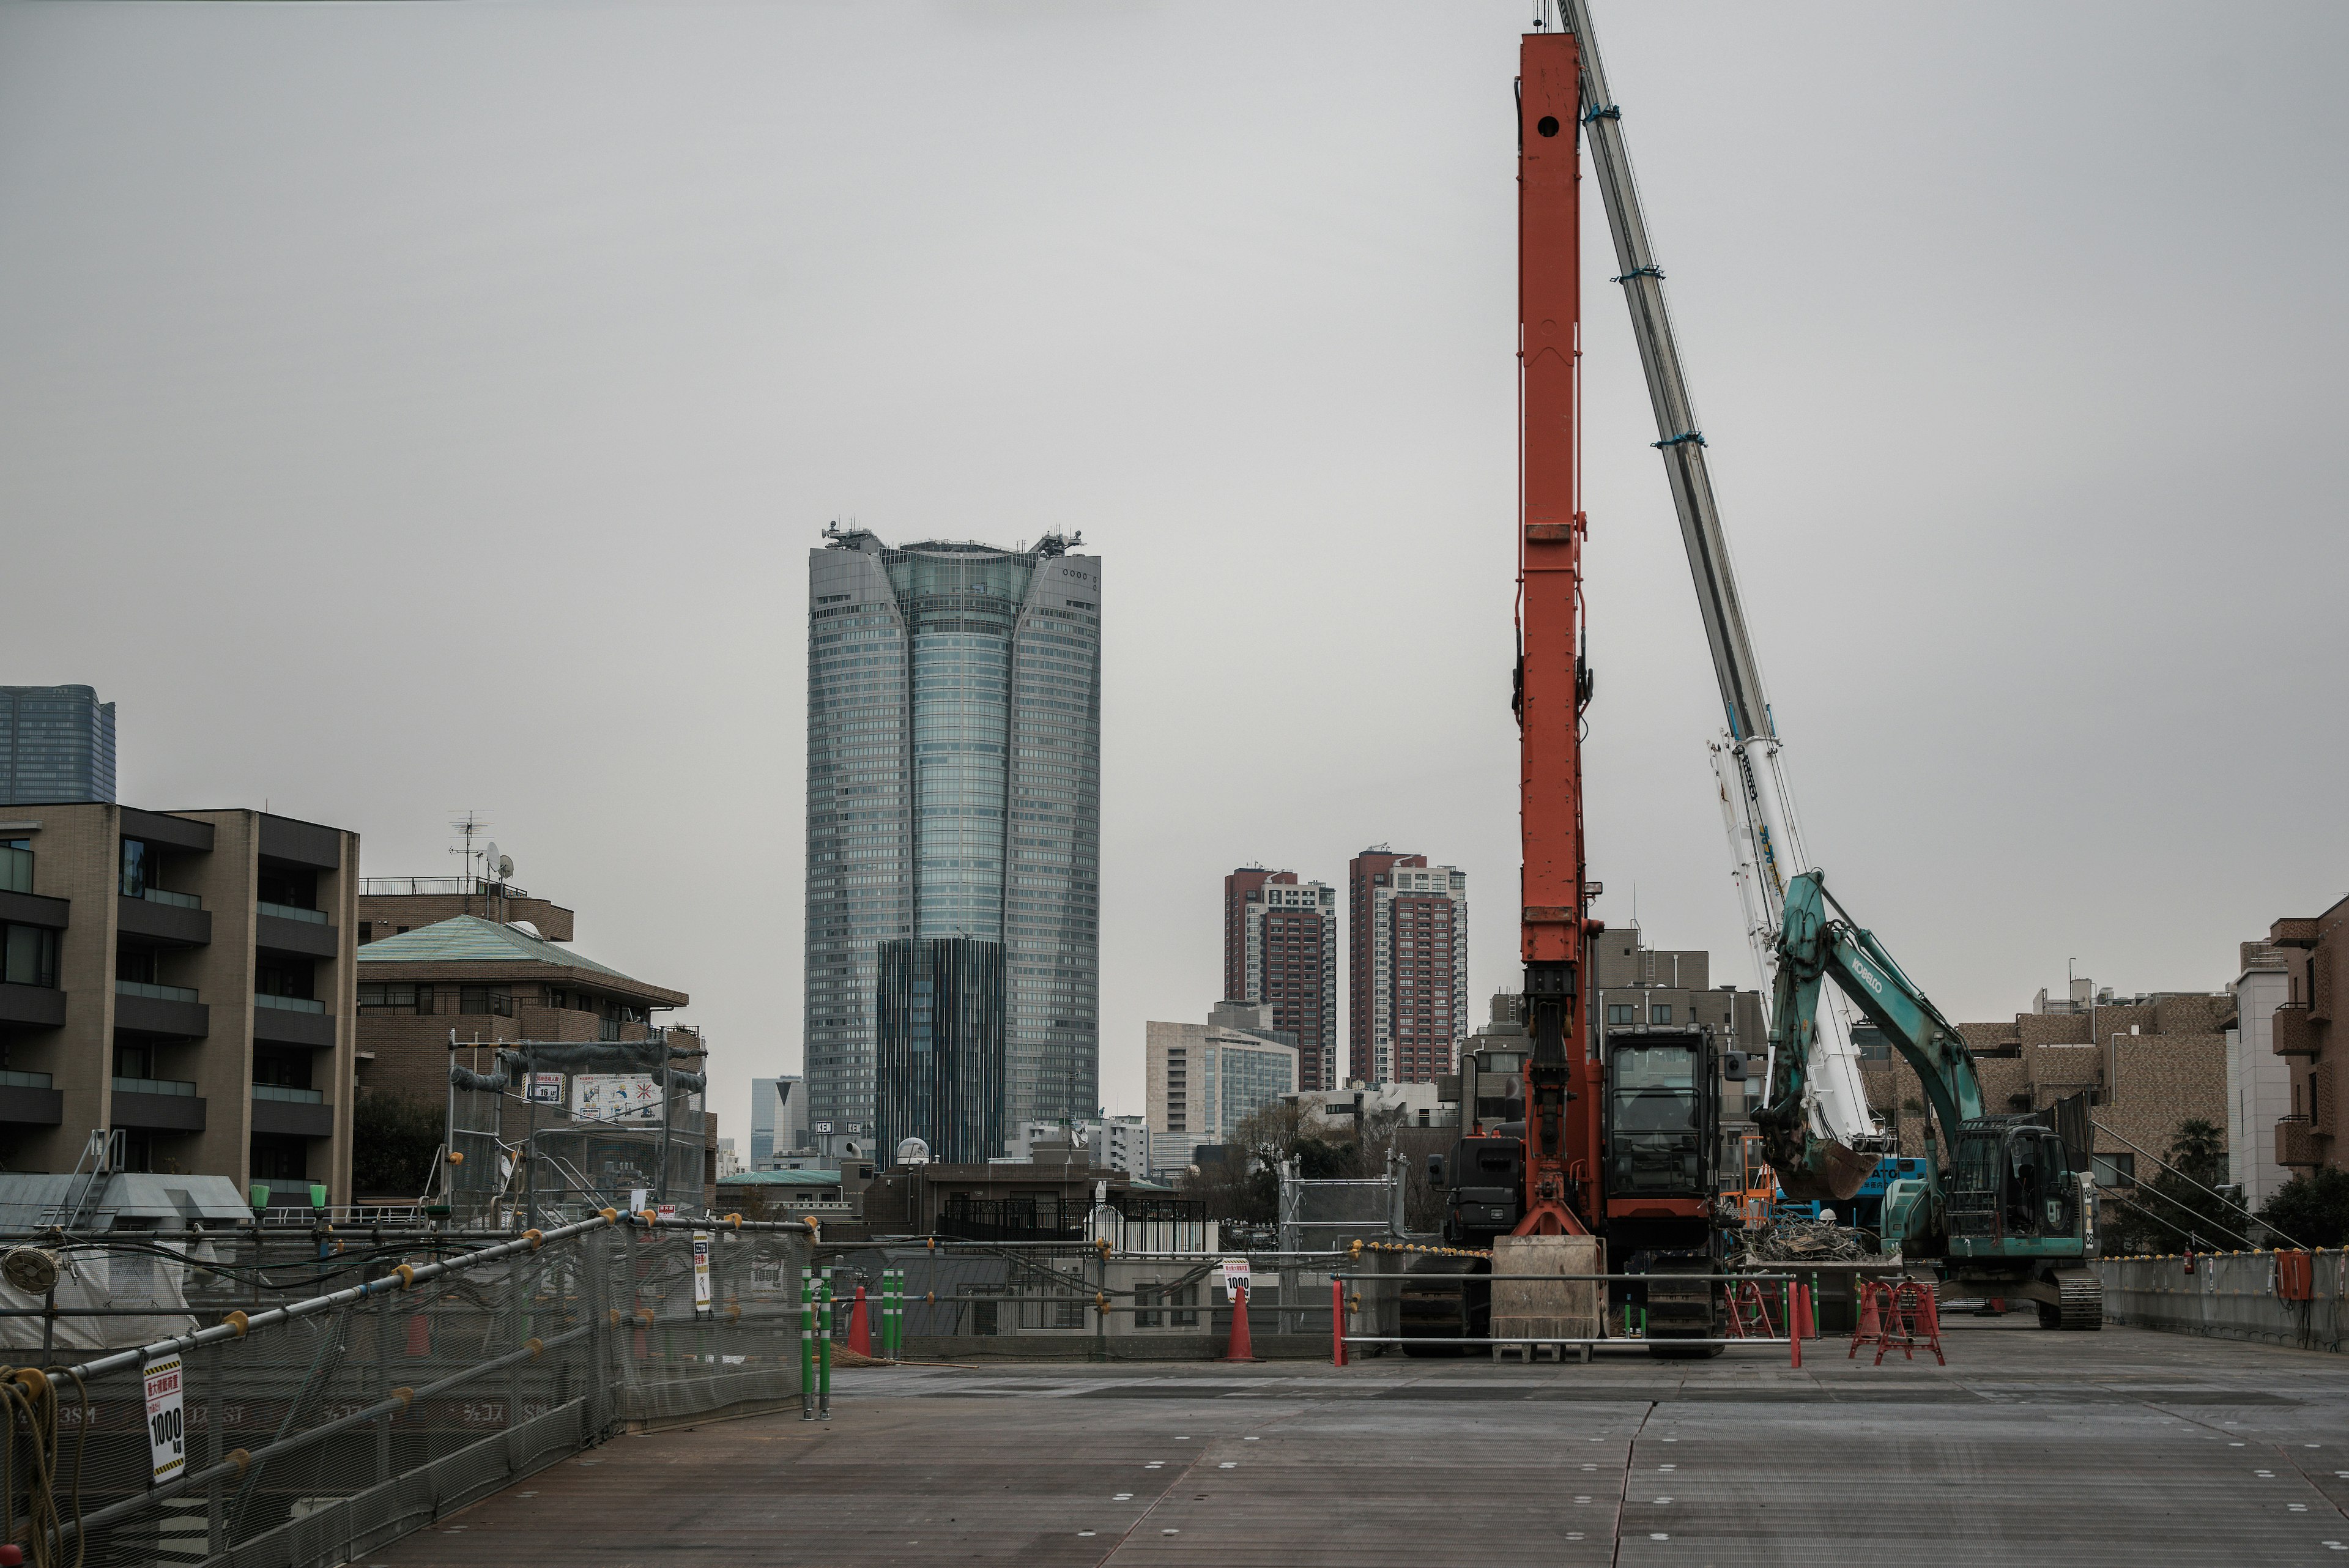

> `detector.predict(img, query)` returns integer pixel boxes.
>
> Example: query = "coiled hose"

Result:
[0,1367,88,1568]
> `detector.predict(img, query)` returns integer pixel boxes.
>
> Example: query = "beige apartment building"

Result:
[0,803,359,1197]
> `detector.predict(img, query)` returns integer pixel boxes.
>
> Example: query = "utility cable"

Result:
[2088,1118,2304,1249]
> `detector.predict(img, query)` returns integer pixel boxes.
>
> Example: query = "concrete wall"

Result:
[2230,968,2296,1208]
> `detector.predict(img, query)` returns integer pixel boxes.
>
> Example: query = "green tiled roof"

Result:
[357,915,648,984]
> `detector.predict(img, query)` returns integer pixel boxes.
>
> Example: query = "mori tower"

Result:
[803,527,1102,1163]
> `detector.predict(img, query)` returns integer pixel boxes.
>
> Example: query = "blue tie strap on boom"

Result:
[1612,266,1663,283]
[1653,429,1707,450]
[1583,103,1621,122]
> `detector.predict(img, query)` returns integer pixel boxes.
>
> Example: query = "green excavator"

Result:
[1757,871,2103,1330]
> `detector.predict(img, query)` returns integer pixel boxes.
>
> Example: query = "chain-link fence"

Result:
[0,1214,808,1568]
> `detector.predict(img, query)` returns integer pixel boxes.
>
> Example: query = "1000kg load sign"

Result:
[143,1354,186,1483]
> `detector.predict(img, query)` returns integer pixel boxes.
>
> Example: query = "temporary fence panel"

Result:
[12,1220,809,1568]
[2099,1249,2346,1351]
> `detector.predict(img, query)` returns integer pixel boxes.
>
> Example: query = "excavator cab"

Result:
[1945,1118,2080,1254]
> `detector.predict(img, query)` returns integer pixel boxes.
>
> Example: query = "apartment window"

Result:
[256,960,314,1001]
[254,1050,313,1091]
[358,983,432,1016]
[459,985,514,1017]
[2090,1153,2136,1189]
[2,925,59,989]
[249,1135,308,1183]
[113,1042,154,1079]
[119,839,148,899]
[1606,1004,1637,1026]
[1650,1004,1673,1025]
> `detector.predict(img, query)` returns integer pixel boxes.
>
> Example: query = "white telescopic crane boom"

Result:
[1557,0,1880,1162]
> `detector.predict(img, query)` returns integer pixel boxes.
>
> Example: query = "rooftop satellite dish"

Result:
[496,854,514,879]
[895,1137,932,1167]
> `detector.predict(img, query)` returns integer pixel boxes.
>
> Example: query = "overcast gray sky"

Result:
[4,1,2343,1146]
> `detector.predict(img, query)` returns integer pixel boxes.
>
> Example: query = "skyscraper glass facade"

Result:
[875,935,1006,1164]
[0,686,116,806]
[804,529,1100,1153]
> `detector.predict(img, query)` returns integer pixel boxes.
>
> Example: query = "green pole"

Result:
[818,1271,833,1420]
[800,1265,814,1421]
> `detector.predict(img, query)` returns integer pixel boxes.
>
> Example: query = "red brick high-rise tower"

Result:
[1223,866,1338,1093]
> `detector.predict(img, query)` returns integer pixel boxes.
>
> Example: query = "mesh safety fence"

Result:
[0,1219,807,1568]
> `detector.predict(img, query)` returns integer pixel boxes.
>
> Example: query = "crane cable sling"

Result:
[0,1366,89,1568]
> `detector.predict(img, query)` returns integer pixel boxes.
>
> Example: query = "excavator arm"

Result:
[1759,872,1983,1200]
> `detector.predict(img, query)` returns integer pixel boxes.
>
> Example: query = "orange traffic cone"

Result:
[847,1285,872,1356]
[1220,1283,1261,1363]
[1794,1283,1816,1342]
[1847,1282,1882,1359]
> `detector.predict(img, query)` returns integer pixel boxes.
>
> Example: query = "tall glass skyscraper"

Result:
[804,528,1101,1159]
[0,686,116,805]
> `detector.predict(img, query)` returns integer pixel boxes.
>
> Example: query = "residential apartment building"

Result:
[0,803,357,1195]
[2269,898,2346,1180]
[1588,926,1766,1121]
[1145,1001,1299,1172]
[2228,940,2298,1209]
[1858,977,2233,1227]
[0,687,116,807]
[357,875,573,946]
[805,527,1102,1154]
[1226,867,1337,1092]
[354,915,689,1104]
[1354,854,1468,1085]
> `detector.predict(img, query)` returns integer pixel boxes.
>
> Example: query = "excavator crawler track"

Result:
[2044,1268,2103,1331]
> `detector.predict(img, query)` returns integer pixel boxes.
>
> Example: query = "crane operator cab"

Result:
[1945,1117,2085,1254]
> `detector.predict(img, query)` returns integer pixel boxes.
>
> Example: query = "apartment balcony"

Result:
[0,1070,60,1127]
[113,980,209,1039]
[253,992,335,1049]
[2272,917,2323,949]
[117,888,210,947]
[2277,1115,2331,1169]
[256,902,338,959]
[0,846,29,896]
[2273,1005,2321,1057]
[111,1076,206,1133]
[0,984,65,1029]
[252,1084,333,1139]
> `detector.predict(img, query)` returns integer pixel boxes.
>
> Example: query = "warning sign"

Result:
[1220,1258,1250,1298]
[143,1354,186,1484]
[692,1232,713,1313]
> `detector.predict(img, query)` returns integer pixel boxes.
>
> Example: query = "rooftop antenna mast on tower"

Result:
[449,811,493,916]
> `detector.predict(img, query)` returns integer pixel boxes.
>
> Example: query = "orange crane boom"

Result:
[1514,31,1600,1236]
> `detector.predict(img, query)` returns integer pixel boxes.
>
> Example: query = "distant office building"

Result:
[0,804,356,1194]
[875,935,1006,1165]
[804,527,1101,1156]
[1589,926,1764,1121]
[1005,1115,1150,1174]
[1145,1001,1299,1172]
[750,1074,809,1169]
[0,686,116,806]
[1225,867,1338,1091]
[715,1138,741,1179]
[1353,852,1468,1084]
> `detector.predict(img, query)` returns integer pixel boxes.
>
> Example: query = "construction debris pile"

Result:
[1738,1217,1882,1265]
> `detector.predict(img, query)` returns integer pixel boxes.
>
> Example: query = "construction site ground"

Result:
[372,1320,2348,1568]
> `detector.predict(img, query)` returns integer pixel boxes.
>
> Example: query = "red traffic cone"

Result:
[1220,1283,1261,1363]
[1794,1282,1816,1342]
[847,1285,872,1356]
